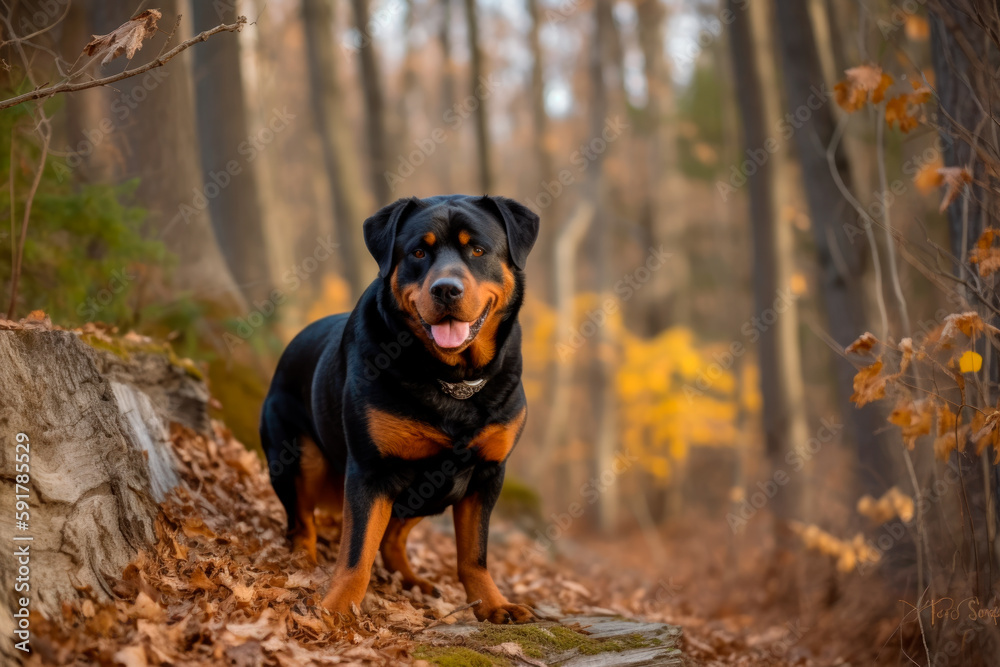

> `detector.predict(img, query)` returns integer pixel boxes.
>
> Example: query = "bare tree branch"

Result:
[0,16,246,112]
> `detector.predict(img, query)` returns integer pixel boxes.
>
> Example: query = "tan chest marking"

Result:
[366,408,451,460]
[470,408,527,462]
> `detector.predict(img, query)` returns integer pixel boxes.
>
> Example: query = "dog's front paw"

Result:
[476,602,535,624]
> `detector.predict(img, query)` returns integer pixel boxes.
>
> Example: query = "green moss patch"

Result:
[413,645,507,667]
[473,623,659,658]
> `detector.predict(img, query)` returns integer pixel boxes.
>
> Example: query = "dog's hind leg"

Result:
[261,393,324,562]
[288,435,328,563]
[380,517,440,597]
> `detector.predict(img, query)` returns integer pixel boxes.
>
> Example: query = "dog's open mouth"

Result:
[421,303,491,350]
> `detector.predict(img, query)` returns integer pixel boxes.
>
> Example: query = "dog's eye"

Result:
[413,249,425,259]
[472,247,485,257]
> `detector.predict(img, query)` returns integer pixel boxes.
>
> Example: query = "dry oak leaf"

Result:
[84,9,161,66]
[938,166,972,212]
[888,398,933,449]
[836,65,893,112]
[850,360,888,407]
[934,424,970,461]
[940,311,998,342]
[885,82,931,133]
[846,331,879,355]
[970,228,1000,277]
[972,411,1000,458]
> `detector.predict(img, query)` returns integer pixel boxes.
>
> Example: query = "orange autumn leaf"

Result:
[836,65,894,112]
[899,337,915,374]
[851,360,888,407]
[846,331,879,355]
[905,15,930,40]
[939,311,997,342]
[937,403,957,436]
[938,166,972,212]
[971,411,1000,457]
[889,398,933,449]
[933,425,970,461]
[885,81,931,133]
[969,228,1000,277]
[914,159,945,193]
[885,95,917,132]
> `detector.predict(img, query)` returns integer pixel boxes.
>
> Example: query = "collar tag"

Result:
[438,378,487,399]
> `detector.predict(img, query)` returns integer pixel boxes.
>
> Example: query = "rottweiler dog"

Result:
[260,194,539,623]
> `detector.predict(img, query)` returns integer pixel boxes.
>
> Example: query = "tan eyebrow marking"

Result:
[458,230,471,245]
[423,232,436,246]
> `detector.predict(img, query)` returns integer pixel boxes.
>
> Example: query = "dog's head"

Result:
[364,195,539,367]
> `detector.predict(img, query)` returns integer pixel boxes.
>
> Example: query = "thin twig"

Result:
[417,599,482,632]
[0,17,247,112]
[6,117,50,319]
[876,101,912,336]
[155,14,183,59]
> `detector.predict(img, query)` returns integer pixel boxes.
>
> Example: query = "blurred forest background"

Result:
[3,0,1000,663]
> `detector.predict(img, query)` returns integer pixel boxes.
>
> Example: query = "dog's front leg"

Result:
[453,465,535,623]
[321,472,393,617]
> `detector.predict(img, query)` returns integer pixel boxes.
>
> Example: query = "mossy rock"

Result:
[422,615,684,666]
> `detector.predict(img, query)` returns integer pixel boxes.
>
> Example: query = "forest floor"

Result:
[26,418,907,666]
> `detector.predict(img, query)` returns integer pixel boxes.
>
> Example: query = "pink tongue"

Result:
[430,320,471,348]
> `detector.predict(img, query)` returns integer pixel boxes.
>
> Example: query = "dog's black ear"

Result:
[363,197,421,277]
[477,196,540,271]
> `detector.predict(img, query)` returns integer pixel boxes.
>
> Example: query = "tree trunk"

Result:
[302,0,374,299]
[729,0,809,577]
[438,0,456,193]
[191,0,273,304]
[350,0,391,206]
[774,0,895,499]
[0,323,209,662]
[634,0,675,336]
[592,0,619,534]
[525,0,556,299]
[463,0,493,193]
[59,1,115,183]
[93,0,246,314]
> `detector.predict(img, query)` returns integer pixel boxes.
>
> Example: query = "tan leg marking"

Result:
[453,494,534,623]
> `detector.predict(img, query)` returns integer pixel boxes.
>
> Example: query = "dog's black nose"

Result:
[430,277,464,304]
